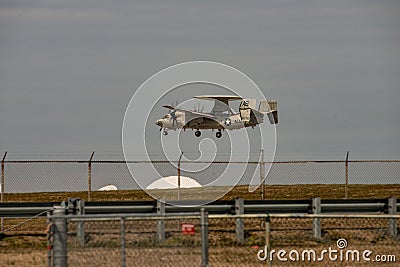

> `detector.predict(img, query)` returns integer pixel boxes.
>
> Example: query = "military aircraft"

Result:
[156,95,278,138]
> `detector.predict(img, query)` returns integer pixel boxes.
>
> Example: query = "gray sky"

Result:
[1,0,399,160]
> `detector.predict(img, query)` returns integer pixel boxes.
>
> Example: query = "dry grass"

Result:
[3,184,400,202]
[0,250,47,267]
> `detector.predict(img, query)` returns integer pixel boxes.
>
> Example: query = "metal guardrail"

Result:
[0,197,398,218]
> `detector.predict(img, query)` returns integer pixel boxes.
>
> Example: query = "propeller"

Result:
[194,102,204,112]
[162,105,173,110]
[162,101,180,126]
[170,100,179,108]
[170,109,178,126]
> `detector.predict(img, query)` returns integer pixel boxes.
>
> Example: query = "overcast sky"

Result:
[0,0,399,160]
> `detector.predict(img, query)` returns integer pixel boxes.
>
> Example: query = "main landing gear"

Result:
[194,129,222,138]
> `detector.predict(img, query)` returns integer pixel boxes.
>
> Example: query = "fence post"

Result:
[1,151,6,232]
[312,197,321,239]
[201,208,209,267]
[52,205,67,267]
[120,217,126,267]
[388,196,397,238]
[177,152,183,201]
[265,213,272,267]
[46,211,52,267]
[260,149,265,200]
[345,151,349,199]
[157,200,165,242]
[235,198,244,242]
[88,151,95,201]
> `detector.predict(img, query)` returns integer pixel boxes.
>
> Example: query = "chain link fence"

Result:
[66,217,202,267]
[1,214,399,266]
[44,211,400,267]
[1,155,399,266]
[1,159,400,198]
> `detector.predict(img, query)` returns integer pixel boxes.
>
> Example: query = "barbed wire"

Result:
[0,208,54,233]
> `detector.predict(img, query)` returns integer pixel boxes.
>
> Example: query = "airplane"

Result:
[156,95,278,138]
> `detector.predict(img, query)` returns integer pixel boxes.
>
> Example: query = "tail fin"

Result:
[267,100,277,112]
[258,100,269,113]
[268,100,278,124]
[267,110,278,124]
[259,100,278,124]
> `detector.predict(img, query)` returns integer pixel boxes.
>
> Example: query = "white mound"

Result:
[146,176,202,190]
[98,184,118,191]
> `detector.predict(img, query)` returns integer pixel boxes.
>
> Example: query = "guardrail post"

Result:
[52,205,67,267]
[157,200,165,242]
[312,197,321,239]
[388,197,397,238]
[76,200,85,246]
[201,208,209,267]
[66,198,85,246]
[235,198,244,242]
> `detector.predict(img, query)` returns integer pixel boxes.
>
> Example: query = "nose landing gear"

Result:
[195,130,201,137]
[216,130,222,138]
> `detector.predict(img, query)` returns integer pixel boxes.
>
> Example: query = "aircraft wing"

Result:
[162,105,215,119]
[184,109,215,119]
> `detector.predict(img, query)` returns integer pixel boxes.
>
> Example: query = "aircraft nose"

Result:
[156,119,164,127]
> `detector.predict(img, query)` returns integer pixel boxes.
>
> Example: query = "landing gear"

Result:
[195,130,201,137]
[162,130,168,135]
[216,130,222,138]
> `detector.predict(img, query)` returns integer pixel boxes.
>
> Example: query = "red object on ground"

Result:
[181,223,195,235]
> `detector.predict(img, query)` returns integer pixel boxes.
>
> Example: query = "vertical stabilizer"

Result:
[258,100,269,113]
[267,100,278,124]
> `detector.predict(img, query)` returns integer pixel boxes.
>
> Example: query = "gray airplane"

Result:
[156,95,278,138]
